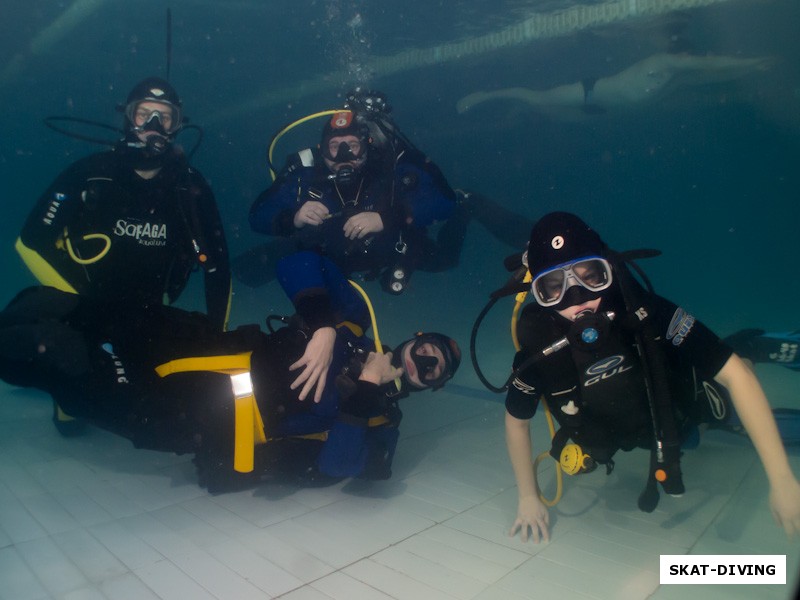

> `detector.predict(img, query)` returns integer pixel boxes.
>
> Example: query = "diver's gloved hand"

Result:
[724,328,800,370]
[723,328,765,361]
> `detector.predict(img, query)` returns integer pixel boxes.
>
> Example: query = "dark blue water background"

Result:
[1,0,798,390]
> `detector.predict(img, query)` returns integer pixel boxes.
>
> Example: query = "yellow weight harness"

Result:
[155,352,265,473]
[153,280,394,474]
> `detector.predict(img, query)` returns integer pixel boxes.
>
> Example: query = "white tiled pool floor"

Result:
[1,381,798,600]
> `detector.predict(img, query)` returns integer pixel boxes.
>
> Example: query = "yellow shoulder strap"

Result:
[154,352,253,377]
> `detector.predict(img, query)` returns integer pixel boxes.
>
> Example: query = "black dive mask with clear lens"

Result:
[324,135,367,165]
[397,339,443,390]
[334,141,359,162]
[125,111,172,160]
[412,352,440,382]
[125,100,182,136]
[141,111,169,136]
[329,141,366,186]
[405,333,460,390]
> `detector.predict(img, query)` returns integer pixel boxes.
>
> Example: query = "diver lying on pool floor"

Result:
[0,251,460,492]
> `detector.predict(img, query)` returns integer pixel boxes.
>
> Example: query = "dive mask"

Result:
[530,256,613,308]
[396,332,461,390]
[331,140,363,162]
[125,102,182,136]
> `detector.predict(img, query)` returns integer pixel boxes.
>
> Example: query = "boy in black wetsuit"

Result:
[504,212,800,542]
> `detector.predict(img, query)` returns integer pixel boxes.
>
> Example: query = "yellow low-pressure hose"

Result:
[268,109,344,180]
[66,233,112,265]
[348,279,401,392]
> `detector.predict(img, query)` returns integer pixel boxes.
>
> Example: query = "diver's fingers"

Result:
[289,361,311,391]
[298,375,316,402]
[312,367,328,403]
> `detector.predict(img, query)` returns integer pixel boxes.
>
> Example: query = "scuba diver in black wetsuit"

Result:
[16,77,232,330]
[0,252,460,492]
[498,212,800,542]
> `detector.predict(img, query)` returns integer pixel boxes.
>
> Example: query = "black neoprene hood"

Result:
[526,211,606,276]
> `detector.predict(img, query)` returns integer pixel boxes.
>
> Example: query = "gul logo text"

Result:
[667,307,695,347]
[584,355,632,387]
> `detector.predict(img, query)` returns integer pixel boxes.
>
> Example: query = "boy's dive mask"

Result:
[523,252,613,309]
